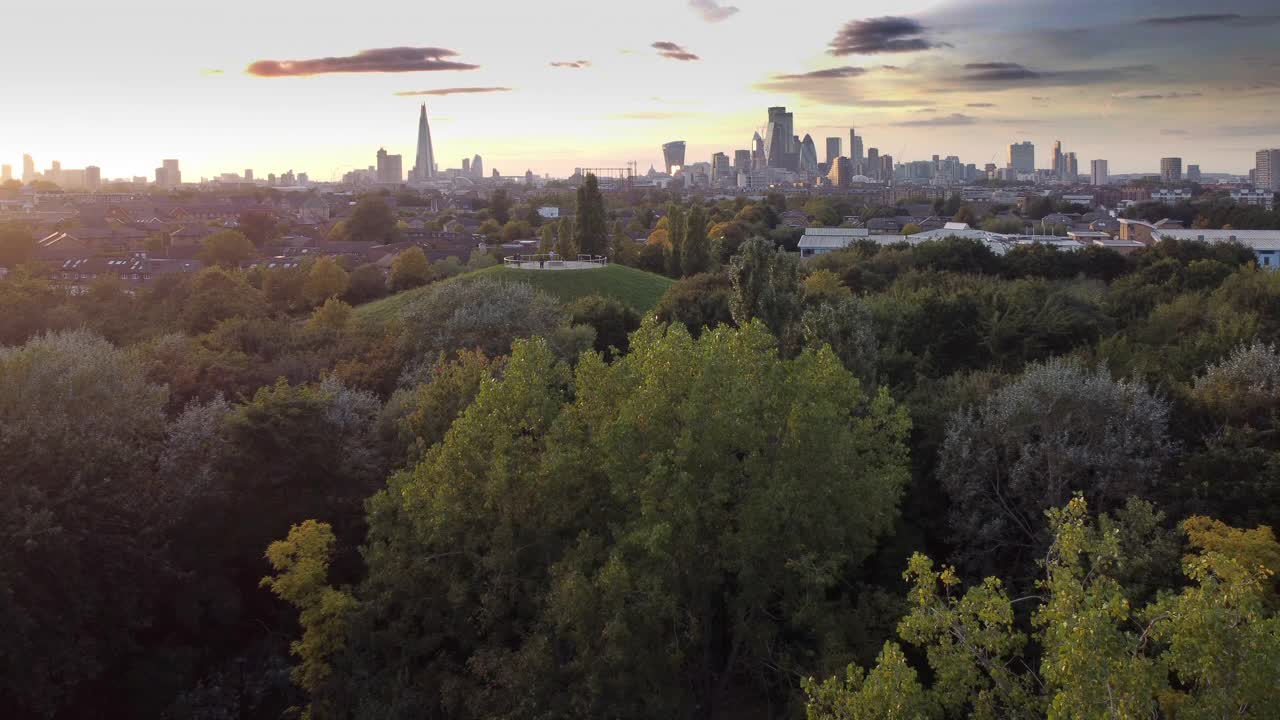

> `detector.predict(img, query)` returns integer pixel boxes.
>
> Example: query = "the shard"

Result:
[413,104,436,180]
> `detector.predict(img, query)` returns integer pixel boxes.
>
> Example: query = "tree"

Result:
[389,247,431,292]
[306,296,354,333]
[0,330,169,718]
[538,225,554,254]
[303,256,351,307]
[805,498,1280,720]
[939,358,1174,582]
[238,209,279,246]
[180,266,268,333]
[489,187,511,225]
[344,263,387,304]
[477,218,502,238]
[729,236,803,353]
[801,269,850,305]
[653,272,735,337]
[400,277,570,364]
[501,220,532,242]
[665,205,686,277]
[198,229,255,268]
[566,294,640,359]
[555,216,576,258]
[681,204,712,275]
[573,174,608,256]
[345,195,401,244]
[0,223,35,268]
[270,321,912,718]
[801,296,877,384]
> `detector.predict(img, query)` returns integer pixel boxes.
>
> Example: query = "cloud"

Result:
[689,0,738,22]
[966,102,996,107]
[947,62,1153,89]
[1216,123,1280,136]
[247,47,477,77]
[1160,129,1190,135]
[828,16,946,55]
[963,62,1041,81]
[652,42,700,61]
[393,87,512,96]
[1114,91,1203,100]
[550,60,591,69]
[892,112,977,127]
[611,111,697,120]
[771,66,867,80]
[201,68,224,76]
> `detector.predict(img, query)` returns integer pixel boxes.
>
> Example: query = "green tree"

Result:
[345,195,401,243]
[306,296,353,333]
[538,225,554,254]
[664,205,686,277]
[344,263,387,304]
[303,256,351,307]
[180,266,268,333]
[681,204,712,275]
[653,272,735,337]
[0,223,35,267]
[729,236,803,353]
[238,209,279,246]
[566,294,640,359]
[197,229,255,268]
[489,187,511,225]
[389,247,432,292]
[573,174,608,256]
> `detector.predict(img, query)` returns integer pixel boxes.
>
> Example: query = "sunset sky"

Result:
[3,0,1279,181]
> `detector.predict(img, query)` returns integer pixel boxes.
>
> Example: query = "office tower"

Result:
[85,166,101,191]
[866,147,880,179]
[472,155,483,179]
[827,156,853,187]
[799,134,818,174]
[711,152,731,185]
[1009,141,1035,173]
[0,165,10,182]
[1187,164,1201,183]
[1091,159,1109,186]
[462,158,471,174]
[22,154,35,182]
[1064,152,1078,181]
[751,132,765,170]
[662,141,686,174]
[245,169,254,181]
[1052,141,1063,178]
[1258,149,1280,191]
[849,128,864,162]
[825,137,841,166]
[163,159,181,186]
[733,149,750,174]
[412,104,436,180]
[298,172,309,185]
[880,154,894,182]
[376,148,403,183]
[1161,157,1182,183]
[984,162,997,178]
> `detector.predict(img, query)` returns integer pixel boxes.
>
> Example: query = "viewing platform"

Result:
[503,254,608,270]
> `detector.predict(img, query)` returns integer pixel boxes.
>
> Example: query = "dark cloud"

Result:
[1117,91,1203,100]
[893,112,977,127]
[964,62,1041,81]
[1160,129,1190,135]
[394,87,512,96]
[550,60,591,69]
[247,47,477,77]
[1142,14,1241,25]
[771,66,867,80]
[652,42,700,61]
[689,0,739,22]
[828,16,946,55]
[966,102,996,107]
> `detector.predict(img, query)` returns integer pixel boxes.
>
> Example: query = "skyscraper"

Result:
[245,169,254,181]
[1187,164,1201,183]
[824,137,841,166]
[1091,159,1109,186]
[765,107,799,169]
[376,148,403,183]
[711,152,731,185]
[866,148,880,180]
[799,134,818,174]
[849,128,863,162]
[1009,142,1035,174]
[413,104,436,180]
[1064,152,1078,181]
[462,158,471,174]
[1258,148,1280,191]
[751,133,765,171]
[85,166,101,191]
[1161,157,1182,183]
[22,154,34,183]
[1052,141,1063,178]
[662,141,686,174]
[472,155,483,179]
[0,165,10,182]
[734,149,751,174]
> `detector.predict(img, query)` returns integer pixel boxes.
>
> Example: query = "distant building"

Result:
[849,129,863,162]
[711,152,732,185]
[765,107,798,170]
[662,141,686,174]
[22,154,35,183]
[1231,188,1275,210]
[163,159,181,186]
[1009,141,1035,174]
[412,104,436,180]
[1257,148,1280,192]
[1064,152,1078,181]
[827,156,853,187]
[1160,157,1182,183]
[799,134,818,174]
[462,158,471,174]
[1091,159,1109,186]
[1121,219,1280,268]
[1151,188,1192,204]
[472,155,483,179]
[245,169,254,181]
[825,137,841,166]
[0,164,10,182]
[376,148,403,183]
[1187,164,1201,183]
[85,166,100,191]
[733,149,751,174]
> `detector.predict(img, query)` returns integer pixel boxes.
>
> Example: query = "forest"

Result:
[2,194,1279,719]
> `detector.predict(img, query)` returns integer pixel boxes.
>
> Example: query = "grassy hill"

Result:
[355,263,674,326]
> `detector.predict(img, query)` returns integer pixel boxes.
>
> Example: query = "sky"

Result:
[3,0,1279,181]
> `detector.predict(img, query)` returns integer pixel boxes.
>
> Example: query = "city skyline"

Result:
[4,0,1279,180]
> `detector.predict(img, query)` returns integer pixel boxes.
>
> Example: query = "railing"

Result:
[503,253,608,268]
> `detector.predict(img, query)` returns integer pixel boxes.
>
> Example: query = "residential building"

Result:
[1009,141,1035,174]
[376,148,403,183]
[1160,157,1182,183]
[1151,188,1192,204]
[1231,188,1275,210]
[1257,148,1280,192]
[1187,164,1201,183]
[1091,159,1109,186]
[662,140,686,174]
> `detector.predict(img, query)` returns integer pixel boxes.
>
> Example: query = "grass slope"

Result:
[355,263,673,325]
